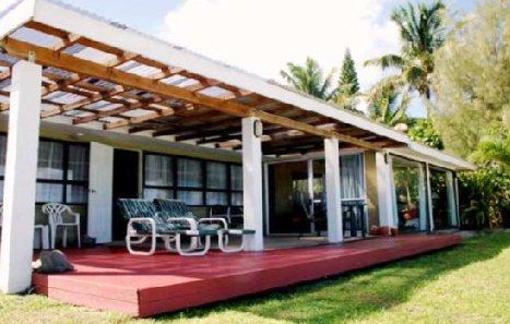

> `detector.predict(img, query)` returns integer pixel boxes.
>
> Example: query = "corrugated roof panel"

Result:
[10,27,61,48]
[71,47,117,65]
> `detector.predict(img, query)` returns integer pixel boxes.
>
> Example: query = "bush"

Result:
[458,165,510,230]
[408,119,444,149]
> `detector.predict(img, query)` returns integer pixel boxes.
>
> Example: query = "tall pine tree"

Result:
[335,48,360,109]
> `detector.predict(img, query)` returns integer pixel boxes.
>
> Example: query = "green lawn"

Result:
[1,232,509,324]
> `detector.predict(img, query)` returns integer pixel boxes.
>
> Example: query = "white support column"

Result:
[375,152,396,234]
[446,171,458,227]
[307,159,315,234]
[263,163,270,236]
[0,60,42,293]
[425,163,434,232]
[242,117,263,251]
[418,164,428,231]
[324,138,343,243]
[454,175,461,226]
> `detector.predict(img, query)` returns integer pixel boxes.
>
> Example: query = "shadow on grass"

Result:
[157,233,510,323]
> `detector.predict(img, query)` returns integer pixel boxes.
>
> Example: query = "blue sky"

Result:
[58,0,478,117]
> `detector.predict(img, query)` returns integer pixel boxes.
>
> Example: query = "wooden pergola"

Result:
[0,21,406,156]
[1,0,448,295]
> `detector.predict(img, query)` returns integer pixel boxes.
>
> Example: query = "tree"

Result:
[280,57,335,101]
[470,126,510,171]
[365,1,445,118]
[366,76,410,127]
[432,0,510,158]
[408,119,444,149]
[335,49,360,108]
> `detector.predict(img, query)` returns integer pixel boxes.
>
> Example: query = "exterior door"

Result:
[112,149,140,241]
[87,142,114,243]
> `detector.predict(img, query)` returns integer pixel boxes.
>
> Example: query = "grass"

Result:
[0,232,509,323]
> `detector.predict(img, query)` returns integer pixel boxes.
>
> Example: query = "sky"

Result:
[23,0,479,117]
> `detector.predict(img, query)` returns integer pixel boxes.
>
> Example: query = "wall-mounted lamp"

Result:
[253,119,263,138]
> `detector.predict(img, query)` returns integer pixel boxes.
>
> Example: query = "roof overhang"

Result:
[0,0,474,170]
[389,143,476,171]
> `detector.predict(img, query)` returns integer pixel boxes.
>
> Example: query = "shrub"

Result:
[458,165,510,229]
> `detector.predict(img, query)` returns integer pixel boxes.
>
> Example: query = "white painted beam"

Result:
[87,142,113,243]
[375,152,396,234]
[242,117,263,251]
[0,0,35,41]
[324,138,342,243]
[0,60,42,293]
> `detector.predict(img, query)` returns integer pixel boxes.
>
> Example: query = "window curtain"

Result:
[230,165,242,190]
[37,141,64,180]
[177,190,202,205]
[143,188,173,201]
[0,135,6,199]
[145,155,172,186]
[66,184,88,204]
[0,135,6,176]
[207,162,227,189]
[206,192,228,205]
[178,158,202,188]
[36,141,65,203]
[231,193,243,206]
[67,145,89,181]
[340,154,365,199]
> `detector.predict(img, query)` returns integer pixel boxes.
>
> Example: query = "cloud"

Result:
[159,0,402,91]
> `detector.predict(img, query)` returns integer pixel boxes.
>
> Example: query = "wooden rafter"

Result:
[1,26,387,151]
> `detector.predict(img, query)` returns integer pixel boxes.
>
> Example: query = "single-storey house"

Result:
[0,0,474,297]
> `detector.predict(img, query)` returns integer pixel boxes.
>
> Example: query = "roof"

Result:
[0,0,475,171]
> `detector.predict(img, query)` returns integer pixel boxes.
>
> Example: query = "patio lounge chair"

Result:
[117,199,215,256]
[154,199,255,253]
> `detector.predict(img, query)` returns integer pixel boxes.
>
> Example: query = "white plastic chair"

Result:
[42,203,81,249]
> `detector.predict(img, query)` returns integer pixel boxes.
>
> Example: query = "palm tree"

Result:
[280,57,335,101]
[470,133,510,170]
[365,1,445,117]
[366,76,410,127]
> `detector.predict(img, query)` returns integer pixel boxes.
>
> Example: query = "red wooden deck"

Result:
[32,234,461,317]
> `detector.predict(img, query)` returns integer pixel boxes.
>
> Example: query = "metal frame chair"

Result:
[118,199,213,256]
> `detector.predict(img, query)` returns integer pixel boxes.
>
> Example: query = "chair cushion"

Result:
[154,199,198,221]
[198,223,222,231]
[117,199,157,219]
[225,229,256,235]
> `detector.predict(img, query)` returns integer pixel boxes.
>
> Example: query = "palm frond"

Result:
[364,54,404,70]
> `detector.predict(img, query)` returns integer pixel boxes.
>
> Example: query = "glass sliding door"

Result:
[340,153,367,237]
[430,168,458,229]
[392,158,428,232]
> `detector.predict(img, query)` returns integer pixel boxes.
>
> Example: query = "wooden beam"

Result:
[2,37,382,151]
[102,108,174,130]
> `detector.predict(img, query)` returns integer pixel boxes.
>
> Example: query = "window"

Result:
[177,158,202,188]
[0,135,89,204]
[143,152,242,206]
[207,162,227,189]
[143,154,173,200]
[205,162,228,206]
[230,165,243,206]
[340,154,365,200]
